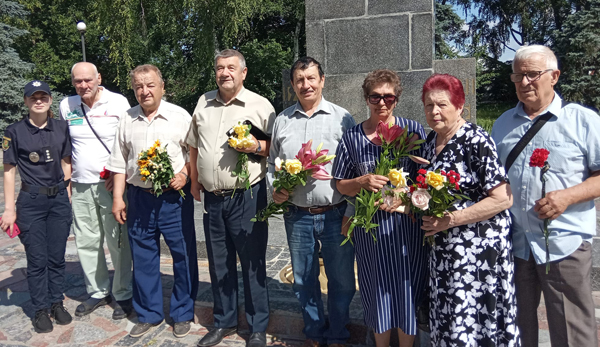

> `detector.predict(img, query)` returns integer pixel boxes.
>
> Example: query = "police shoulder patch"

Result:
[2,136,11,151]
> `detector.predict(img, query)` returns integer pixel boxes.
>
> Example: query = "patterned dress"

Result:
[423,122,520,346]
[333,117,428,334]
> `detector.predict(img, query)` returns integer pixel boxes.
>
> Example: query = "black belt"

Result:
[21,179,70,196]
[295,201,346,215]
[209,182,259,197]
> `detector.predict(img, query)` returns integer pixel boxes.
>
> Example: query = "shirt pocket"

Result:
[544,140,582,175]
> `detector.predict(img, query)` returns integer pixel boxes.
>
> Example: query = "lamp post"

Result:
[77,21,87,62]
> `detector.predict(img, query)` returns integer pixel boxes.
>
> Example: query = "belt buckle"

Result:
[212,189,225,197]
[308,207,320,214]
[47,185,59,196]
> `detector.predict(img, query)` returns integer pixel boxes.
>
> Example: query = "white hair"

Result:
[71,62,99,77]
[512,45,559,71]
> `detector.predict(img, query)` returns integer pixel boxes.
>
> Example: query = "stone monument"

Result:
[283,0,477,127]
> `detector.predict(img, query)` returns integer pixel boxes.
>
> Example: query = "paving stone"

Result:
[72,323,108,343]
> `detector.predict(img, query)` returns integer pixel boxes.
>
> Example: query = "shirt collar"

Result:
[135,100,170,121]
[25,116,54,133]
[211,87,248,105]
[515,92,562,119]
[291,97,332,118]
[78,86,107,109]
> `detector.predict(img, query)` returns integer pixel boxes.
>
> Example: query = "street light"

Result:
[77,21,87,62]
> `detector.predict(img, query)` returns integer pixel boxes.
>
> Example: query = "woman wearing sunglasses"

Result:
[332,69,428,347]
[1,80,73,333]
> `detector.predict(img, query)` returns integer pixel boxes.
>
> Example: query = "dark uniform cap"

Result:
[24,80,52,97]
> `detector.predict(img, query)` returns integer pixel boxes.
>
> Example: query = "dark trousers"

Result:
[127,184,198,323]
[515,242,597,347]
[16,187,72,311]
[203,179,269,332]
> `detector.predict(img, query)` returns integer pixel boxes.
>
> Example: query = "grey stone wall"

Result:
[304,0,434,125]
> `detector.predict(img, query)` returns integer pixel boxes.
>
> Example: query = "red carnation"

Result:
[440,170,446,176]
[417,169,427,175]
[99,167,111,180]
[416,175,425,183]
[409,186,415,193]
[530,148,550,168]
[455,182,460,190]
[448,176,456,184]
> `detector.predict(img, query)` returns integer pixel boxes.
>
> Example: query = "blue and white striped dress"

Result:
[333,117,429,334]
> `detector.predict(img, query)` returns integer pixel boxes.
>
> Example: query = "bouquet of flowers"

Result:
[137,140,185,198]
[397,168,467,246]
[343,121,425,245]
[252,140,335,223]
[99,167,111,180]
[227,121,255,195]
[530,148,551,273]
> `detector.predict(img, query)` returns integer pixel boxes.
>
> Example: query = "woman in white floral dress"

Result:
[418,74,520,346]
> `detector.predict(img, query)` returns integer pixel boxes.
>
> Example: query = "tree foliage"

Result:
[0,0,33,134]
[554,0,600,110]
[6,0,304,114]
[434,0,467,59]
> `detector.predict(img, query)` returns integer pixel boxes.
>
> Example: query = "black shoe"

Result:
[75,296,112,317]
[33,309,53,333]
[197,327,237,347]
[247,332,267,347]
[129,321,162,338]
[112,298,133,320]
[174,320,191,338]
[51,301,72,325]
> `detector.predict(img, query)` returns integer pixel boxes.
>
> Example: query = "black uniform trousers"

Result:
[16,184,72,311]
[203,178,269,332]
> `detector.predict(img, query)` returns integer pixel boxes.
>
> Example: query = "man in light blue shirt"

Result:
[492,45,600,347]
[268,57,356,347]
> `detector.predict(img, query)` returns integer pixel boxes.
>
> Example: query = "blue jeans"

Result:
[283,202,356,344]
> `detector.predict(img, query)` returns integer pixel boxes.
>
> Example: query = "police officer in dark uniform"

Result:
[1,80,73,333]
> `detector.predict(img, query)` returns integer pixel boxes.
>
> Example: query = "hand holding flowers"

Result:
[252,140,335,223]
[227,122,256,195]
[344,121,425,244]
[530,148,552,273]
[137,140,185,198]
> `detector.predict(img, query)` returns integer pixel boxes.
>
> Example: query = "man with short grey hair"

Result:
[492,44,600,347]
[187,49,275,347]
[108,64,198,338]
[59,62,133,320]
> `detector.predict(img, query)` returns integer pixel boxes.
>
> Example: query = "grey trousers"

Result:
[514,241,597,347]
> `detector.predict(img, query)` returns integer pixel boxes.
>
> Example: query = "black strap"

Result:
[80,103,111,154]
[504,100,568,172]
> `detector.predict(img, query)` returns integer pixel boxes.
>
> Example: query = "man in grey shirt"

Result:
[268,57,356,347]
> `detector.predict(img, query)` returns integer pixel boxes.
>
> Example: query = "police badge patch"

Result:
[2,136,10,151]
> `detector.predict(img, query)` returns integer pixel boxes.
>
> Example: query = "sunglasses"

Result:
[510,69,554,83]
[368,94,397,105]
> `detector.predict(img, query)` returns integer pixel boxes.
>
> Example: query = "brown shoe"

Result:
[302,339,320,347]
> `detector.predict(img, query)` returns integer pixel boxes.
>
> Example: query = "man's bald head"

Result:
[71,62,102,106]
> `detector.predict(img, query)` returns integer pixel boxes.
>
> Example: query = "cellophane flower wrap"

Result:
[137,140,185,198]
[530,148,551,273]
[343,121,425,245]
[252,140,335,223]
[399,168,468,246]
[228,121,255,195]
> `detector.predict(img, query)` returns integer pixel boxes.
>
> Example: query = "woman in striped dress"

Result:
[333,69,428,347]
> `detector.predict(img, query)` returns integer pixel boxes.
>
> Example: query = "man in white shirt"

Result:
[59,62,133,320]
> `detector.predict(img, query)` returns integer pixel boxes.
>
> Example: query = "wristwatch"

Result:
[255,140,262,154]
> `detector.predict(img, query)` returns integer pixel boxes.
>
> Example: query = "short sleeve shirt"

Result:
[186,87,276,192]
[106,100,191,188]
[3,117,72,186]
[491,93,600,263]
[59,87,131,183]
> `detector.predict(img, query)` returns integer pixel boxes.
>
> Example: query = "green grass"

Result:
[476,102,514,134]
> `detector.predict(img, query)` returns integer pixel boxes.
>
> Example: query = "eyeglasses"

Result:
[368,94,397,105]
[510,69,554,83]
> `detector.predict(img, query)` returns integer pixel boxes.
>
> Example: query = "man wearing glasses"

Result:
[492,45,600,347]
[268,57,356,347]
